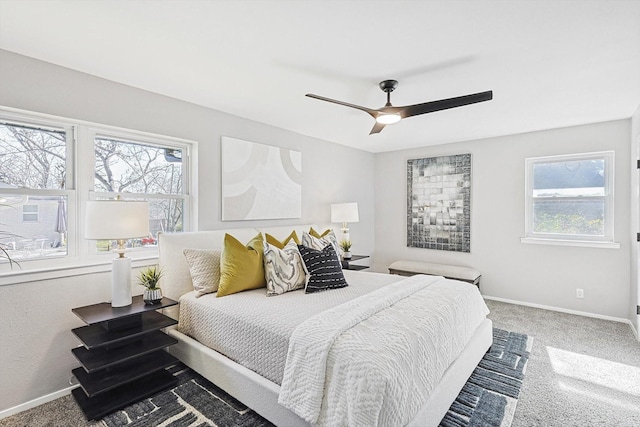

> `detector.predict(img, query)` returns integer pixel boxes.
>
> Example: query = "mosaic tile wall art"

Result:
[407,154,471,252]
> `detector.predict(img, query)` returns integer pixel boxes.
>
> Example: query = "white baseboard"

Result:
[0,385,75,420]
[483,295,638,339]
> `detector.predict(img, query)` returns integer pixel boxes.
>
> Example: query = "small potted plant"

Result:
[138,265,163,305]
[340,240,352,259]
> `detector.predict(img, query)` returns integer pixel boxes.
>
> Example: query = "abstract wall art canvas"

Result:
[407,153,471,252]
[221,136,302,220]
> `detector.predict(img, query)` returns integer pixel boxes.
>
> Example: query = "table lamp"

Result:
[331,202,359,244]
[85,200,149,307]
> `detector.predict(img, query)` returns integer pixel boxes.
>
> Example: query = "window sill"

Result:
[0,256,159,285]
[520,237,620,249]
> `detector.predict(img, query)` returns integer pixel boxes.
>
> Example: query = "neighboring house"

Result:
[1,183,66,258]
[1,198,63,245]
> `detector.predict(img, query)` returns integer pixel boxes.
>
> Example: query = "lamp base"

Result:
[111,256,132,307]
[341,224,350,244]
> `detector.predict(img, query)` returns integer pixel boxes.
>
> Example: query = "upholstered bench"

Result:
[388,260,481,288]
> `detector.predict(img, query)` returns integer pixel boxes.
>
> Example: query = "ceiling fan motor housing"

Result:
[379,79,398,93]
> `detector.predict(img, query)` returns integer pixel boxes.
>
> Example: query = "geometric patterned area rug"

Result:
[101,364,274,427]
[440,328,533,427]
[101,328,531,427]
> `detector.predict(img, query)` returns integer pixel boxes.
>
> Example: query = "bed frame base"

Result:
[167,318,492,426]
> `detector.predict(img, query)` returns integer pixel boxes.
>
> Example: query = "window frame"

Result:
[0,113,77,267]
[86,126,193,259]
[0,106,197,281]
[521,151,619,249]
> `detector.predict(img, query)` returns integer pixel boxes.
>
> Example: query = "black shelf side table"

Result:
[71,295,179,420]
[341,254,370,271]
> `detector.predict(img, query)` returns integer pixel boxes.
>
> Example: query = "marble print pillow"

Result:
[263,239,306,296]
[301,230,342,259]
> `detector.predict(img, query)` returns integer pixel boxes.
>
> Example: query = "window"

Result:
[22,205,39,222]
[0,120,72,261]
[522,151,617,248]
[92,134,188,252]
[0,107,195,273]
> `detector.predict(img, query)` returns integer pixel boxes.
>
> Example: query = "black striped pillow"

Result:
[298,244,348,293]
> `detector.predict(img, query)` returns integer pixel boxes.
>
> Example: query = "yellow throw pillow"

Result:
[265,231,300,249]
[217,233,266,297]
[309,227,331,238]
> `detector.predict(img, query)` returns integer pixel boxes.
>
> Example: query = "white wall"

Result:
[374,120,631,320]
[631,105,640,336]
[0,50,375,413]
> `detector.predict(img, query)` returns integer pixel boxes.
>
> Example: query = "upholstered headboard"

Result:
[157,224,323,312]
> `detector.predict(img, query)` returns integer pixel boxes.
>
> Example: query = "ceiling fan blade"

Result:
[400,91,493,119]
[369,121,386,135]
[306,93,377,118]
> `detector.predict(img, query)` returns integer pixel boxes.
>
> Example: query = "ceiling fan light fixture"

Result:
[376,113,401,125]
[306,79,492,135]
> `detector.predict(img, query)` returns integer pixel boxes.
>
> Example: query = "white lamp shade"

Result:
[85,200,149,240]
[331,202,359,223]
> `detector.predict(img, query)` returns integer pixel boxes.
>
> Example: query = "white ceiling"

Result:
[1,0,639,153]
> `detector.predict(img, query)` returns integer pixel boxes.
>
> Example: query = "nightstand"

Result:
[70,296,179,420]
[341,254,370,271]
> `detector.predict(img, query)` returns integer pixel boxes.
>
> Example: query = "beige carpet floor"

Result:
[485,299,640,427]
[1,299,639,427]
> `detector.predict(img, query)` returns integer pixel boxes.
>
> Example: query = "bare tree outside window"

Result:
[94,137,185,244]
[1,110,193,269]
[0,124,66,190]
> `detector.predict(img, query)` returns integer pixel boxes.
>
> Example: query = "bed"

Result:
[158,225,492,427]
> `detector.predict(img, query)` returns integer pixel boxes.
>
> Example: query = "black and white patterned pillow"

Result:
[301,230,342,258]
[298,244,348,293]
[263,239,306,296]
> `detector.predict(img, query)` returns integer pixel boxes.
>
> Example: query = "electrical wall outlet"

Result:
[576,288,584,299]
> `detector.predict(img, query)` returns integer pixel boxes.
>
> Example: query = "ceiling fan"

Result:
[306,80,493,135]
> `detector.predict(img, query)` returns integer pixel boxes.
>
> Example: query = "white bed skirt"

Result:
[167,318,493,427]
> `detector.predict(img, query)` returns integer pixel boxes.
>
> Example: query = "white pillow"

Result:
[183,248,221,297]
[263,239,306,296]
[301,230,342,258]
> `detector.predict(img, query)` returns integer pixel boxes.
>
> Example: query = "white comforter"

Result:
[278,274,489,427]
